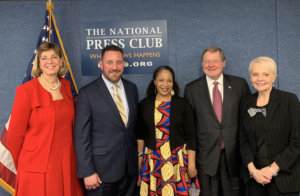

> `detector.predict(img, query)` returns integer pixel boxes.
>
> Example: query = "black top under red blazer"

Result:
[239,88,300,193]
[136,95,197,151]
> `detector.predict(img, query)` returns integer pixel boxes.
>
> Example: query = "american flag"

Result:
[0,7,77,195]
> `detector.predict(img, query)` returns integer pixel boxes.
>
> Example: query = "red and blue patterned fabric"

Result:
[139,101,199,196]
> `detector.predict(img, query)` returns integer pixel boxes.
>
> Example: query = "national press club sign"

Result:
[80,20,168,75]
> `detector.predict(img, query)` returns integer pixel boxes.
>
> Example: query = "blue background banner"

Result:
[81,20,168,75]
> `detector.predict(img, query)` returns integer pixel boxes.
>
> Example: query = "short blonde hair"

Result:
[31,43,68,77]
[249,56,277,76]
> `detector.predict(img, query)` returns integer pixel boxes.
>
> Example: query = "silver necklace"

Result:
[41,74,60,90]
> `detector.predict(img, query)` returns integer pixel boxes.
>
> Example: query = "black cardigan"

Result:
[136,95,197,151]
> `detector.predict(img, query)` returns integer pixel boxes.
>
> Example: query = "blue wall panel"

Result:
[175,0,279,92]
[277,0,300,95]
[0,1,299,195]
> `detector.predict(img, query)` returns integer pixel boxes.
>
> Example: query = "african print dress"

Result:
[139,100,198,196]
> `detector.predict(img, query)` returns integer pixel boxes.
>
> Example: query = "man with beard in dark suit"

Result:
[74,45,138,196]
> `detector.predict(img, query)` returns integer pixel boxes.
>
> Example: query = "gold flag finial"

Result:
[47,0,54,10]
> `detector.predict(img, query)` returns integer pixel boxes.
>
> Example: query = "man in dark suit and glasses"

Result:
[74,45,138,196]
[184,47,250,196]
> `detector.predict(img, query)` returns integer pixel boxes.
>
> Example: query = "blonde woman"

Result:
[240,56,300,196]
[7,43,83,196]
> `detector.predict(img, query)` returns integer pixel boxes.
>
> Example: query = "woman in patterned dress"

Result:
[137,66,199,196]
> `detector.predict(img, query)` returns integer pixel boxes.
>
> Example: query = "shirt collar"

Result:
[206,73,224,86]
[101,74,123,90]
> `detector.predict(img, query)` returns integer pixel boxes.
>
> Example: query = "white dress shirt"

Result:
[206,73,224,103]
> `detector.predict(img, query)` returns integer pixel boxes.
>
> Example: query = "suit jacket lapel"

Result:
[264,88,279,129]
[222,76,232,124]
[96,77,125,125]
[245,90,278,133]
[199,77,219,123]
[248,93,258,133]
[123,79,133,126]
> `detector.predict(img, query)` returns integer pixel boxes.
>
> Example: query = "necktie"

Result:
[113,84,127,126]
[213,81,222,123]
[213,81,224,149]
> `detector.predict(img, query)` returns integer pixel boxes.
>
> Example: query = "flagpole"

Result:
[47,0,53,42]
[46,1,79,94]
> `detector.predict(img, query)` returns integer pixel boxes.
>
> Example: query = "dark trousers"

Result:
[248,178,299,196]
[198,150,244,196]
[85,173,137,196]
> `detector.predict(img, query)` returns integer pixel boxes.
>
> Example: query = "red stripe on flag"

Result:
[1,127,8,148]
[0,162,16,188]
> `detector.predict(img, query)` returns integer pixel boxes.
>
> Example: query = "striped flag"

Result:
[0,3,78,195]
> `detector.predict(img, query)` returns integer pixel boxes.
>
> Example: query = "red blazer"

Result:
[7,78,74,173]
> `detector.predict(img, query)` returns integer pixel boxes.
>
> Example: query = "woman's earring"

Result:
[171,89,174,96]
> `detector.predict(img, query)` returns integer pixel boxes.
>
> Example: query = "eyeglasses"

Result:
[40,55,60,62]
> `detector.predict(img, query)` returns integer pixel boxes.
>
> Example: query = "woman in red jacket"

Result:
[7,43,83,196]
